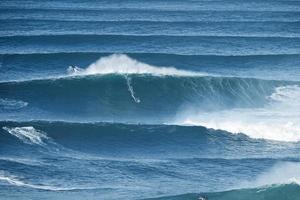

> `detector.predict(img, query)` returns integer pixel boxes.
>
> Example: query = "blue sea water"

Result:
[0,0,300,199]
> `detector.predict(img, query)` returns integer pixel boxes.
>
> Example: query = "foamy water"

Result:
[2,126,49,146]
[67,54,205,77]
[176,85,300,142]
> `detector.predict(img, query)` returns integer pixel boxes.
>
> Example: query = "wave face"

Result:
[3,121,300,159]
[0,74,286,122]
[1,0,300,199]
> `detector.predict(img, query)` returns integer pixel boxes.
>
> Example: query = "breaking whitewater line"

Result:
[67,54,204,76]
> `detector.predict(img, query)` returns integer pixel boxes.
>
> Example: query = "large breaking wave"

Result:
[1,54,299,142]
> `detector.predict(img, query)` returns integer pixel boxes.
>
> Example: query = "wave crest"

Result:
[67,54,203,76]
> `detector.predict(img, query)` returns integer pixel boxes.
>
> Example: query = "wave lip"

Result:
[67,54,205,77]
[2,52,300,82]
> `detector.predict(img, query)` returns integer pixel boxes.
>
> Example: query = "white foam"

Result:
[2,126,49,146]
[269,85,300,105]
[175,85,300,142]
[0,98,28,110]
[253,162,300,186]
[237,162,300,189]
[67,54,203,76]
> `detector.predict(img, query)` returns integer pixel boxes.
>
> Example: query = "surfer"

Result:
[67,65,82,74]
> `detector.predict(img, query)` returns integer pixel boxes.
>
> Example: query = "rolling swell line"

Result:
[1,34,299,55]
[1,0,300,12]
[3,19,300,24]
[3,52,300,57]
[2,20,299,38]
[1,120,298,157]
[1,9,300,23]
[2,34,300,39]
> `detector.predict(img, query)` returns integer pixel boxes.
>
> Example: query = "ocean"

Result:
[0,0,300,199]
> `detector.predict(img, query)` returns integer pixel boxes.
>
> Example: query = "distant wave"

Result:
[3,19,300,38]
[1,34,299,55]
[1,1,299,12]
[2,9,299,24]
[3,52,300,57]
[3,19,300,24]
